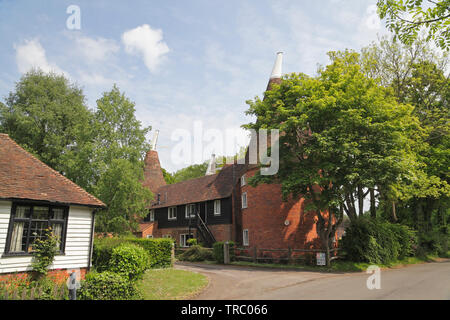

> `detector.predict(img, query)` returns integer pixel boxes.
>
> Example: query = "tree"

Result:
[162,168,176,184]
[361,38,449,233]
[0,69,94,188]
[377,0,450,50]
[92,84,151,180]
[94,159,153,234]
[171,162,209,183]
[244,51,422,265]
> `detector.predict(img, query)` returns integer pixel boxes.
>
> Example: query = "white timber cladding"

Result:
[0,201,94,274]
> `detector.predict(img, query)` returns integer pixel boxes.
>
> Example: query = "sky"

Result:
[0,0,388,172]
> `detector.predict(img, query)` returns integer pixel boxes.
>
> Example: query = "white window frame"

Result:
[168,206,177,220]
[180,233,194,248]
[146,235,153,239]
[243,229,249,246]
[241,192,248,209]
[149,209,155,222]
[213,199,221,216]
[241,174,246,186]
[185,204,196,218]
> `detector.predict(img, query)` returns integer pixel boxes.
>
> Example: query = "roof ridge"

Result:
[2,135,105,207]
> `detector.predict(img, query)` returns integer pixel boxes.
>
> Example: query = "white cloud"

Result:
[121,24,169,72]
[74,35,119,62]
[14,38,66,75]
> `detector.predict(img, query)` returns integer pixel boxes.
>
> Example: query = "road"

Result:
[175,260,450,300]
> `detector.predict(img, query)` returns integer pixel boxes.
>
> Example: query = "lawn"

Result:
[136,268,208,300]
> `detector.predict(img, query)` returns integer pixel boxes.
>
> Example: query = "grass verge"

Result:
[136,268,208,300]
[226,253,448,273]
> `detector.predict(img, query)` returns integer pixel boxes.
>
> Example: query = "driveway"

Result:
[175,260,450,300]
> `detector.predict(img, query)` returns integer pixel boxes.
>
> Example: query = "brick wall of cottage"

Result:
[240,168,322,250]
[0,268,87,285]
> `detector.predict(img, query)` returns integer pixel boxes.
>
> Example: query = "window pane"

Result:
[28,221,49,251]
[33,206,49,220]
[9,221,29,253]
[51,223,63,250]
[52,208,65,220]
[15,206,31,219]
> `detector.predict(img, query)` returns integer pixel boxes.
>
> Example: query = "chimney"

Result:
[205,154,216,175]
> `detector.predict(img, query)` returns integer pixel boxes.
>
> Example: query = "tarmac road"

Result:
[175,260,450,300]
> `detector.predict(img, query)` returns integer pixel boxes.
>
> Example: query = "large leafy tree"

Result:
[361,38,449,232]
[91,85,153,233]
[94,159,153,234]
[0,69,94,188]
[244,51,422,265]
[377,0,450,50]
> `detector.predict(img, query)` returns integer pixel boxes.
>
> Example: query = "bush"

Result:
[109,243,149,281]
[341,218,417,264]
[186,238,198,246]
[178,245,213,262]
[31,228,60,277]
[127,238,174,268]
[213,241,235,263]
[92,237,174,271]
[417,229,449,256]
[78,271,141,300]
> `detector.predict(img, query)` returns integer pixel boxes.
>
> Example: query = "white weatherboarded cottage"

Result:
[0,134,105,274]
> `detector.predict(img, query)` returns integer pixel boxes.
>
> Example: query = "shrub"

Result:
[92,237,174,271]
[213,241,235,263]
[109,243,149,281]
[127,238,174,268]
[178,245,213,262]
[78,271,141,300]
[186,238,198,246]
[418,229,449,256]
[341,218,417,264]
[31,228,60,277]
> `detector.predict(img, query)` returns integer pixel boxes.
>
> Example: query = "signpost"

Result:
[316,252,326,266]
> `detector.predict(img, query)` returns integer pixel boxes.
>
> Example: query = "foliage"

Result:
[162,168,176,184]
[186,238,198,246]
[126,238,174,269]
[212,241,235,263]
[171,162,209,183]
[0,69,94,188]
[92,237,174,272]
[94,159,153,233]
[178,245,214,262]
[78,271,141,300]
[31,228,60,277]
[108,243,149,281]
[341,217,417,264]
[377,0,450,50]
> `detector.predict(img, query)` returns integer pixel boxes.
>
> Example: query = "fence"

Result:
[233,247,340,265]
[0,283,67,300]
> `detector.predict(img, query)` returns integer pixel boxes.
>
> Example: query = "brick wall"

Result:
[240,168,321,250]
[0,267,87,285]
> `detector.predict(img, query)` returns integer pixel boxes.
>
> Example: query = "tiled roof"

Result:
[151,163,246,209]
[0,134,105,208]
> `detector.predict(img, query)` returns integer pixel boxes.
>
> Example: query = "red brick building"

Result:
[138,53,323,251]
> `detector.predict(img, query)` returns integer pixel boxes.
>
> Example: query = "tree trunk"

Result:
[391,201,398,222]
[370,188,376,218]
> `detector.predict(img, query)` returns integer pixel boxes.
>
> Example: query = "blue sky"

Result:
[0,0,387,172]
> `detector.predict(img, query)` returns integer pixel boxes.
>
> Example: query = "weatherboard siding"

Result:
[0,203,94,274]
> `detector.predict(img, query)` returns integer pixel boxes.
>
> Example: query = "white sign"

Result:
[316,252,326,266]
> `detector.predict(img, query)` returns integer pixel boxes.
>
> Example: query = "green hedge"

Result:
[78,271,141,300]
[341,218,417,264]
[213,241,235,263]
[178,245,214,262]
[109,243,149,281]
[92,237,174,271]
